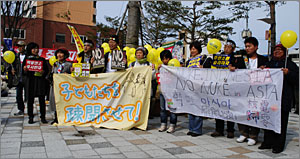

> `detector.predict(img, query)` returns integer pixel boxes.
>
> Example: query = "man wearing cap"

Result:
[211,39,236,138]
[13,41,27,116]
[103,35,126,73]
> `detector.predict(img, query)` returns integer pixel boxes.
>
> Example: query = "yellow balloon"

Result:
[103,46,111,54]
[3,51,15,64]
[154,62,159,71]
[207,39,222,54]
[129,48,136,55]
[129,54,136,62]
[168,59,180,67]
[147,50,154,62]
[49,56,57,66]
[101,43,109,49]
[144,44,152,51]
[126,50,130,59]
[280,30,298,48]
[157,47,165,54]
[127,61,132,67]
[157,57,163,65]
[123,46,130,51]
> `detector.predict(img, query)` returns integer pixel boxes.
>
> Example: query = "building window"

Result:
[93,1,97,8]
[32,6,36,14]
[71,35,88,44]
[56,33,65,43]
[4,28,26,39]
[93,14,96,23]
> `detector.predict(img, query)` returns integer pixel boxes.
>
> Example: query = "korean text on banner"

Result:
[54,66,152,130]
[160,65,283,133]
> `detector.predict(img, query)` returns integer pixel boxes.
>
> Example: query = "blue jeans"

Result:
[188,114,203,135]
[160,94,177,125]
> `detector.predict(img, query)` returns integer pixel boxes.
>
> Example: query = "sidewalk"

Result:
[1,89,299,158]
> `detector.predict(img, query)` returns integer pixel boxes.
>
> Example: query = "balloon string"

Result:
[284,48,288,68]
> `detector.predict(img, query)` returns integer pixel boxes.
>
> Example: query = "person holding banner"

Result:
[129,47,156,119]
[103,35,127,73]
[258,44,299,153]
[211,39,236,139]
[229,37,268,146]
[23,42,49,124]
[158,50,178,133]
[49,48,72,125]
[185,41,212,137]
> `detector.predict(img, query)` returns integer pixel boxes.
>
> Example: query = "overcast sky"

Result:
[97,1,299,54]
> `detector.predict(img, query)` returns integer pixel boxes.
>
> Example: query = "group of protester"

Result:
[2,35,298,154]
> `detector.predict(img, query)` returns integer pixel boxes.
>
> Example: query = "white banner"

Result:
[160,65,283,133]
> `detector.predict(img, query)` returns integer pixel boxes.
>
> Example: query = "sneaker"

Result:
[158,124,167,132]
[247,138,256,146]
[236,135,247,143]
[14,111,24,116]
[227,132,234,138]
[187,131,193,135]
[167,126,175,133]
[211,131,224,137]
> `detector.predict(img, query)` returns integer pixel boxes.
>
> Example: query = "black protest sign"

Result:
[92,48,105,68]
[111,50,126,69]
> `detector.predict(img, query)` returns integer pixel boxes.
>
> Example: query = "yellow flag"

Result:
[67,24,84,63]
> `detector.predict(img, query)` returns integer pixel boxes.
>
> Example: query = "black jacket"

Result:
[22,55,49,98]
[266,58,299,112]
[230,53,268,69]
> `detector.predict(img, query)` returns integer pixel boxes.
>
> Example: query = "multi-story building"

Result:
[2,1,97,50]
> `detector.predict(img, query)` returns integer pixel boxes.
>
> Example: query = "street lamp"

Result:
[241,29,252,39]
[258,18,273,59]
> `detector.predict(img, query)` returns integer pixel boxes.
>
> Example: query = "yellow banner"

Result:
[67,24,84,62]
[54,66,152,130]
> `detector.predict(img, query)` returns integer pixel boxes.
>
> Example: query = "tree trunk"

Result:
[270,1,276,54]
[126,1,140,48]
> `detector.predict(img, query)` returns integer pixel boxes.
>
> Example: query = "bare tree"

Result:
[1,1,58,43]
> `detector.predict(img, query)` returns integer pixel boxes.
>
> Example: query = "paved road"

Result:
[1,89,299,158]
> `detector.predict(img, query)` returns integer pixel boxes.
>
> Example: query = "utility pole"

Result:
[241,5,252,39]
[125,1,140,48]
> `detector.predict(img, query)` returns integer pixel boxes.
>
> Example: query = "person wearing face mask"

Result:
[49,48,72,125]
[23,42,49,124]
[258,44,299,153]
